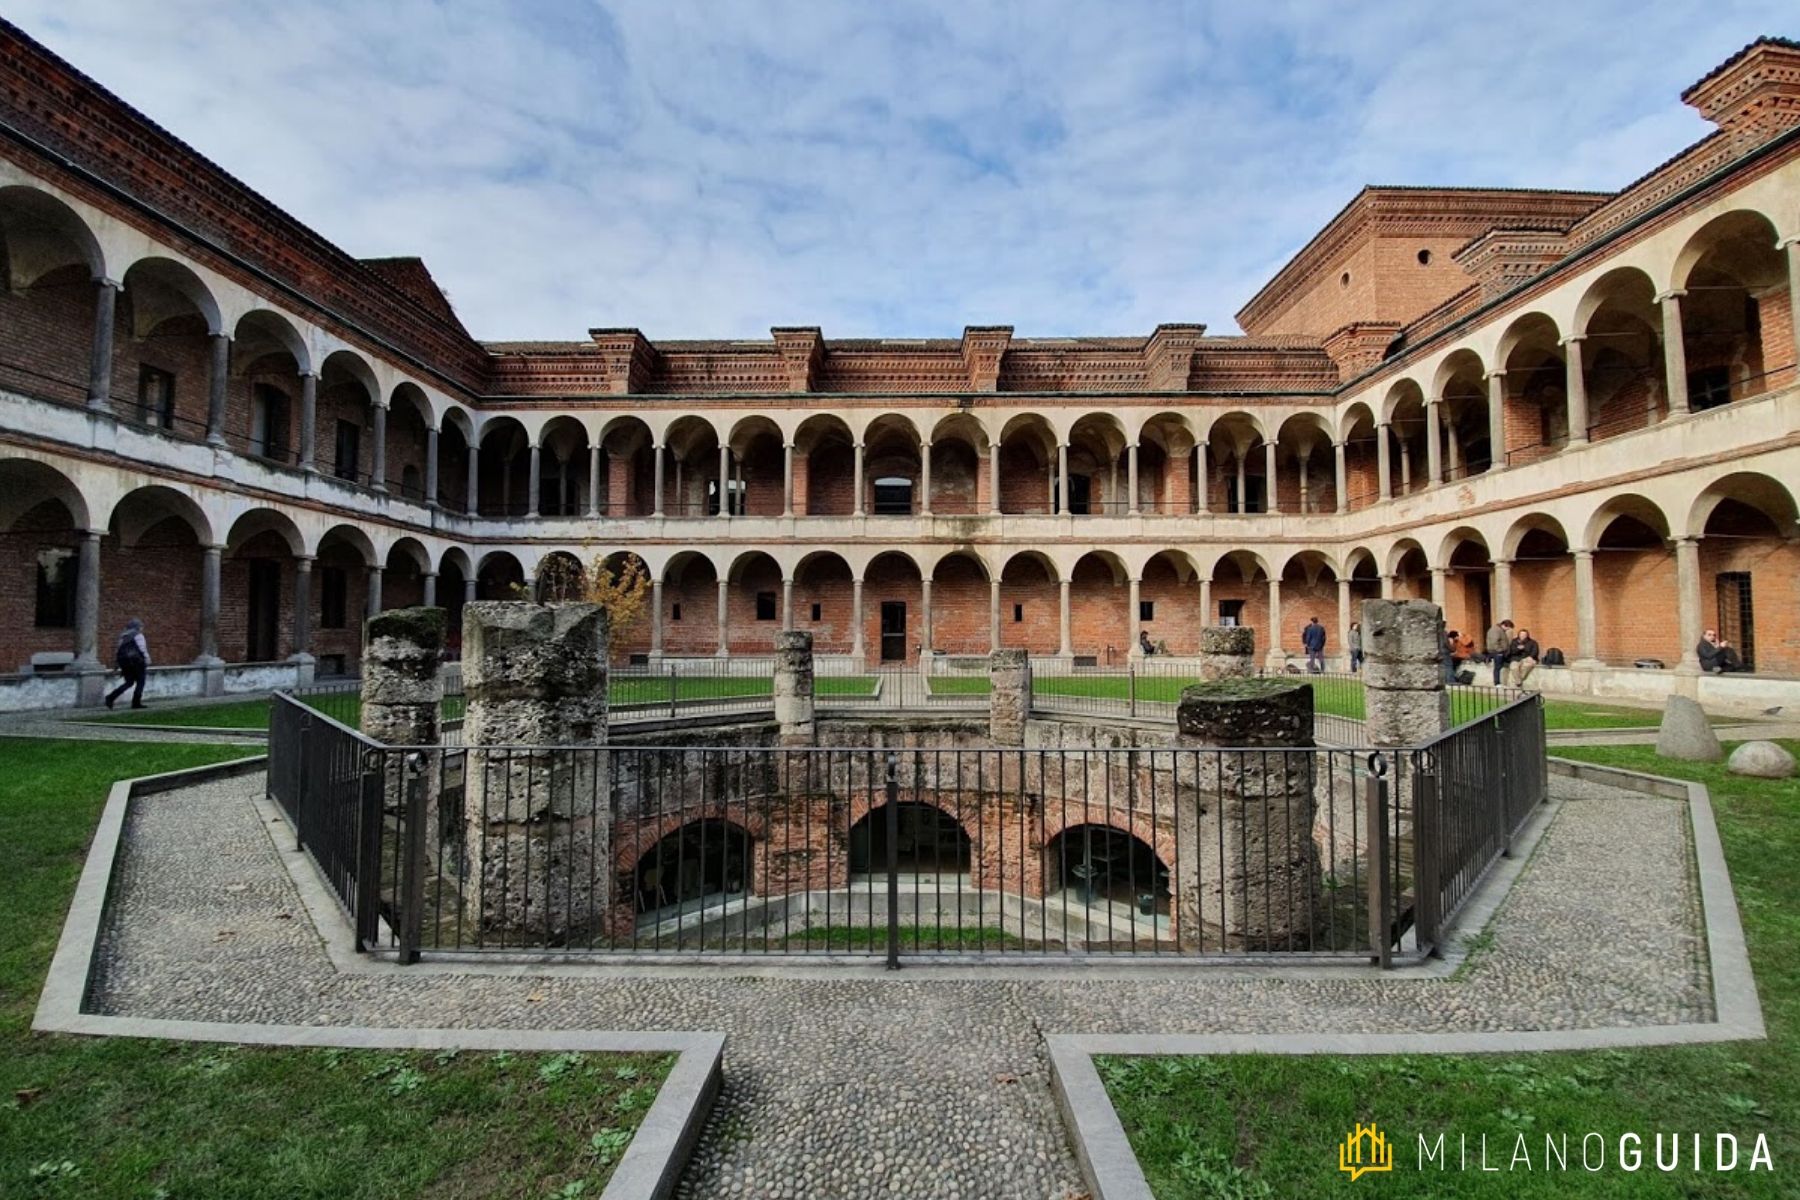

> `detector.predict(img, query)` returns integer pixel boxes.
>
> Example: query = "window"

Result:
[1139,600,1154,621]
[250,385,290,460]
[707,478,745,516]
[34,547,76,627]
[401,464,422,498]
[755,592,778,621]
[1218,599,1245,626]
[872,476,913,516]
[319,566,349,629]
[810,602,822,621]
[1690,366,1733,412]
[334,420,361,481]
[1067,474,1092,515]
[137,365,174,429]
[670,602,682,622]
[1012,603,1023,623]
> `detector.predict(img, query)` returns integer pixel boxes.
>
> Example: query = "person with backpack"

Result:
[105,617,150,710]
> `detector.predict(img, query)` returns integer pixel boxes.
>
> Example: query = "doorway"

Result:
[247,559,281,661]
[880,601,907,662]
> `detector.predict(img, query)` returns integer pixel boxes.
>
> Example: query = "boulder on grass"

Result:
[1655,695,1722,762]
[1726,740,1796,780]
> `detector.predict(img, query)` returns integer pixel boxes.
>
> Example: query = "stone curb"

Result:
[32,756,724,1200]
[1047,759,1766,1200]
[67,720,269,739]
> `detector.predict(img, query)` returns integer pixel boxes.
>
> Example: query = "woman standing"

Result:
[105,617,150,710]
[1348,621,1363,673]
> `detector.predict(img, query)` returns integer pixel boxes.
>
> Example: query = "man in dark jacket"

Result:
[1301,616,1327,674]
[1698,629,1745,673]
[1486,620,1514,685]
[1508,628,1541,688]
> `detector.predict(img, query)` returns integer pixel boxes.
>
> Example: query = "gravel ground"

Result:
[86,772,1709,1200]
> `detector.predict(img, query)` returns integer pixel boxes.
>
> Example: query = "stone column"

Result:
[1296,448,1312,513]
[73,529,102,676]
[422,571,437,607]
[782,576,795,632]
[461,602,609,942]
[1194,441,1209,513]
[86,279,118,412]
[206,333,230,446]
[1234,451,1248,513]
[463,576,477,604]
[1563,337,1589,444]
[588,444,603,517]
[1379,573,1396,600]
[919,440,932,516]
[989,577,1002,652]
[1783,238,1800,378]
[1659,291,1691,415]
[850,577,866,664]
[1446,424,1462,476]
[1486,370,1507,468]
[527,444,542,517]
[1127,443,1140,515]
[1263,440,1280,514]
[1675,536,1702,673]
[650,579,664,656]
[1425,398,1443,484]
[1398,439,1412,493]
[1058,578,1072,657]
[782,442,796,517]
[988,443,1001,515]
[1572,549,1599,665]
[715,578,729,657]
[920,579,934,657]
[1199,577,1212,628]
[1128,577,1142,658]
[1336,577,1352,662]
[1492,558,1513,625]
[852,442,866,517]
[298,372,319,474]
[292,556,315,661]
[1333,440,1348,512]
[424,426,440,508]
[651,444,665,516]
[774,630,815,745]
[465,439,480,515]
[198,545,223,663]
[1376,422,1392,500]
[369,404,388,492]
[361,606,445,745]
[1429,566,1446,609]
[1361,598,1448,746]
[1056,443,1070,515]
[1175,678,1319,950]
[1198,626,1254,680]
[988,647,1029,746]
[366,565,384,618]
[1265,576,1284,668]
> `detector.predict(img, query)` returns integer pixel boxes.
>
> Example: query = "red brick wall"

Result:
[998,560,1058,653]
[1070,557,1128,662]
[862,556,922,662]
[222,531,295,663]
[0,266,96,407]
[929,441,981,514]
[99,518,204,663]
[1139,557,1201,654]
[1511,557,1577,658]
[0,498,79,670]
[1701,531,1800,674]
[930,556,989,654]
[1593,548,1680,665]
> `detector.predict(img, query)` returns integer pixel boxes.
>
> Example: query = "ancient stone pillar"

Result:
[989,647,1029,746]
[1197,625,1254,680]
[1361,598,1448,747]
[774,630,816,746]
[361,606,446,745]
[1175,678,1320,950]
[462,601,610,943]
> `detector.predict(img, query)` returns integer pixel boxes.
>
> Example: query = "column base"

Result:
[206,434,228,450]
[193,657,226,696]
[286,653,316,687]
[75,667,106,707]
[1571,657,1606,671]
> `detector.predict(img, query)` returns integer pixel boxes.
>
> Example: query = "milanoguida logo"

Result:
[1339,1123,1394,1181]
[1336,1123,1777,1179]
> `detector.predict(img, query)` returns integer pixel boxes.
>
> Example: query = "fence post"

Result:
[354,754,384,952]
[668,663,677,718]
[1495,710,1511,858]
[885,751,901,971]
[1365,757,1392,969]
[295,711,312,852]
[1412,751,1440,957]
[1128,665,1138,718]
[398,752,429,964]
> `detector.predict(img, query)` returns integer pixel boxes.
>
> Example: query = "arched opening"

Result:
[1067,413,1127,515]
[1343,548,1381,655]
[1505,517,1575,662]
[1389,541,1430,601]
[1589,498,1675,667]
[793,551,855,654]
[1069,550,1130,665]
[1279,551,1339,663]
[224,509,303,663]
[115,258,220,440]
[314,525,375,676]
[1210,550,1269,632]
[999,551,1060,654]
[438,408,475,513]
[1339,403,1379,510]
[1136,412,1197,515]
[863,414,922,517]
[382,537,431,610]
[1435,351,1491,479]
[726,551,784,652]
[537,550,588,602]
[1205,413,1268,513]
[1384,381,1429,495]
[727,416,786,518]
[930,551,991,655]
[849,803,971,876]
[1438,531,1494,649]
[1690,473,1800,674]
[996,414,1057,515]
[1139,550,1202,655]
[598,416,654,517]
[1577,267,1668,441]
[594,551,651,663]
[629,819,751,918]
[926,413,988,515]
[437,548,472,658]
[662,416,722,518]
[536,416,591,517]
[0,458,91,672]
[476,551,525,601]
[387,385,434,503]
[317,350,379,486]
[106,487,211,663]
[1498,313,1568,466]
[1275,413,1336,512]
[0,186,105,409]
[476,417,531,517]
[794,414,855,517]
[661,551,722,657]
[1045,824,1170,920]
[864,550,923,664]
[231,310,309,466]
[1673,211,1791,408]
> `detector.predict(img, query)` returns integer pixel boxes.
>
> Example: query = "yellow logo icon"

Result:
[1339,1122,1394,1181]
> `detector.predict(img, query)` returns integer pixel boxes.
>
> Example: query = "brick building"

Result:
[1,22,1798,714]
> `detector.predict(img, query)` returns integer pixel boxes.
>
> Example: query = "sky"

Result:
[8,2,1793,341]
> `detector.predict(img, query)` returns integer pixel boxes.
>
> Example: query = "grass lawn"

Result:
[0,737,672,1200]
[611,674,876,704]
[1101,740,1800,1198]
[94,694,464,730]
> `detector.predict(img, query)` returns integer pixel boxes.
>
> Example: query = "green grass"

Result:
[93,694,464,730]
[0,737,671,1199]
[1101,740,1800,1197]
[610,674,877,704]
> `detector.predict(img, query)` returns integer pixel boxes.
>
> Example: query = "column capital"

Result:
[1492,556,1514,567]
[1777,234,1800,250]
[1672,533,1700,547]
[296,554,316,567]
[1572,547,1595,560]
[1425,393,1441,407]
[93,275,122,291]
[1558,333,1586,347]
[1484,368,1507,381]
[1376,417,1391,429]
[1654,288,1686,303]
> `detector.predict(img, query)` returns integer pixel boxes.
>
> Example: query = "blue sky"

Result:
[11,2,1792,340]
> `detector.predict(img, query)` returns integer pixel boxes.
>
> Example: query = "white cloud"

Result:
[8,0,1790,339]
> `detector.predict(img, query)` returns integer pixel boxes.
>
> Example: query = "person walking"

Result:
[1485,619,1514,686]
[105,617,150,710]
[1348,621,1363,673]
[1301,615,1327,674]
[1443,629,1462,683]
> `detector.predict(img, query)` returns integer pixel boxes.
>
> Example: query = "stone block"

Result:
[1362,599,1446,663]
[1362,658,1449,693]
[1656,695,1722,762]
[989,648,1030,746]
[1364,689,1450,746]
[1176,678,1313,747]
[1727,739,1796,778]
[1197,626,1256,680]
[774,630,816,744]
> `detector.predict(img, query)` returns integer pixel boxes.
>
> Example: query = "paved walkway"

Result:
[86,769,1709,1200]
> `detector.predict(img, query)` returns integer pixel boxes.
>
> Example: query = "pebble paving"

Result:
[88,772,1709,1200]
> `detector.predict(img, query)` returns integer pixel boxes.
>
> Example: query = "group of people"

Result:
[1473,620,1541,688]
